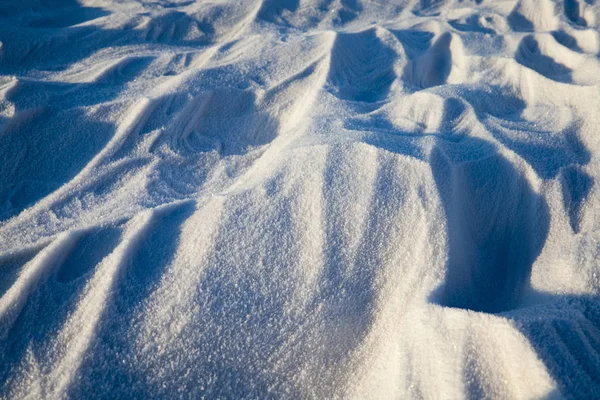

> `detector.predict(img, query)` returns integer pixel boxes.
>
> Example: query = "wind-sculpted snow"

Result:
[1,0,600,398]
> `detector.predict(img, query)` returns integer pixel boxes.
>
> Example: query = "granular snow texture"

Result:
[1,0,600,398]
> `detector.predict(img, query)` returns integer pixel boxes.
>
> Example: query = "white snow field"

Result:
[1,0,600,398]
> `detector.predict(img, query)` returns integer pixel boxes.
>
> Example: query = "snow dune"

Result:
[1,0,600,398]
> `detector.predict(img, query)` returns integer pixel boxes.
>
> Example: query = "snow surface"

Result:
[1,0,600,398]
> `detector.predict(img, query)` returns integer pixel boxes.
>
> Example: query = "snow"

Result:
[1,0,600,398]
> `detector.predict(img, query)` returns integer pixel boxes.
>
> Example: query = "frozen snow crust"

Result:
[1,0,600,398]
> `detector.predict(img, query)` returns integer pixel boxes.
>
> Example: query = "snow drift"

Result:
[1,0,600,398]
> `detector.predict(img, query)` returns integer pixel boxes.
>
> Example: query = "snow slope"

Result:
[1,0,600,398]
